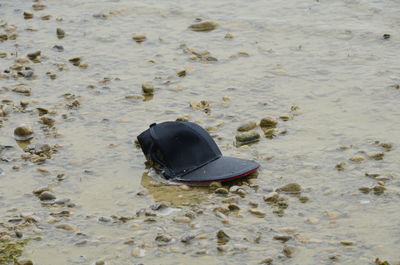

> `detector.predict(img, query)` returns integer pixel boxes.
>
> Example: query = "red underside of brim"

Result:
[177,166,259,183]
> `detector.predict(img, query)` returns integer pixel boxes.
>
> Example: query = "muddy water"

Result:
[1,0,400,264]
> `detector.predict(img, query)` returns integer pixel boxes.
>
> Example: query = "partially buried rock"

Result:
[13,84,31,95]
[155,233,172,244]
[214,187,229,195]
[38,191,56,201]
[24,11,33,19]
[27,51,41,60]
[55,223,76,231]
[263,192,279,203]
[68,57,81,66]
[277,183,301,194]
[18,259,33,265]
[260,116,278,128]
[56,28,65,39]
[14,125,34,141]
[132,34,147,43]
[216,230,230,243]
[249,209,266,217]
[189,20,218,32]
[237,121,257,132]
[142,82,154,95]
[235,131,260,146]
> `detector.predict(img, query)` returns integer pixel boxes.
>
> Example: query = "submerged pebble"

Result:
[260,116,278,128]
[216,230,230,243]
[237,121,257,132]
[56,28,65,39]
[23,11,33,19]
[188,20,218,32]
[132,34,147,43]
[277,183,302,194]
[142,82,154,95]
[38,191,56,201]
[14,125,34,141]
[12,84,31,95]
[235,131,260,145]
[249,209,266,217]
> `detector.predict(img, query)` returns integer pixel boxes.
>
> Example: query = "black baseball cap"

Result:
[137,121,260,183]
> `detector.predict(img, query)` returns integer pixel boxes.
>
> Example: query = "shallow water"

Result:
[1,0,400,264]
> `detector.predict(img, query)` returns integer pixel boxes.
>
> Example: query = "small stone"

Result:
[283,245,294,257]
[55,223,76,231]
[279,113,292,121]
[217,245,229,252]
[181,234,195,243]
[229,186,247,196]
[279,227,298,233]
[259,257,273,264]
[27,51,41,60]
[150,201,170,211]
[24,11,34,19]
[249,209,266,217]
[263,192,279,203]
[260,116,278,128]
[277,183,301,194]
[235,131,260,145]
[216,230,230,243]
[32,187,50,195]
[349,156,365,162]
[15,231,23,238]
[131,247,146,257]
[224,33,234,39]
[53,45,64,52]
[132,34,147,43]
[179,184,191,191]
[18,259,33,265]
[336,162,346,171]
[369,153,384,161]
[155,233,172,243]
[38,191,56,201]
[98,216,111,222]
[57,28,65,39]
[13,84,31,95]
[68,57,81,65]
[228,204,240,211]
[209,181,222,189]
[340,240,354,246]
[41,15,52,20]
[359,187,371,193]
[299,196,309,203]
[32,4,46,10]
[40,116,55,126]
[273,235,292,242]
[14,125,34,141]
[177,69,186,77]
[173,216,191,223]
[373,185,386,195]
[188,20,218,32]
[237,121,257,132]
[141,82,154,95]
[95,261,105,265]
[383,34,391,39]
[214,188,229,195]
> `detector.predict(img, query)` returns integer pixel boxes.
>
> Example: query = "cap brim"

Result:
[174,156,259,183]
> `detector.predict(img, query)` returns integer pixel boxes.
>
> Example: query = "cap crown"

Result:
[137,121,222,178]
